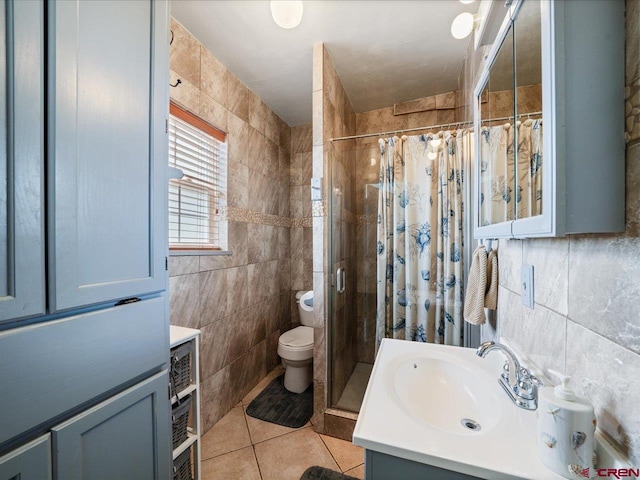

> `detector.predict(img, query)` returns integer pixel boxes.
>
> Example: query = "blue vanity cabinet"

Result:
[0,0,46,323]
[52,371,171,480]
[365,450,483,480]
[0,435,51,480]
[48,0,169,312]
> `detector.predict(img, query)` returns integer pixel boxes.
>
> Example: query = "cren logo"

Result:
[597,468,640,478]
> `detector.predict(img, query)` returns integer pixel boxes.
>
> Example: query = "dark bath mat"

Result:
[300,466,359,480]
[246,374,313,428]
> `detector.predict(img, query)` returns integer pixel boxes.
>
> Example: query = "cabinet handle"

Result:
[115,297,141,306]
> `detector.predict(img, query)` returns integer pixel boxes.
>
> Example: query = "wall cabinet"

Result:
[473,0,625,239]
[48,0,169,312]
[0,0,171,478]
[0,0,169,322]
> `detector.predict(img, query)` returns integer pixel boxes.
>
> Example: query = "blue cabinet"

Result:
[0,435,51,480]
[53,371,171,480]
[0,0,171,478]
[0,0,46,323]
[48,0,169,312]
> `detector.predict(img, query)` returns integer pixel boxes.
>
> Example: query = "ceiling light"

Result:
[430,138,441,148]
[451,12,477,40]
[459,0,476,4]
[270,1,303,29]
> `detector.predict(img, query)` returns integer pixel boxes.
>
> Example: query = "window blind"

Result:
[168,108,227,251]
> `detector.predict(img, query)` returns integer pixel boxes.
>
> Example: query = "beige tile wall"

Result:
[169,18,293,433]
[290,124,314,326]
[466,1,640,463]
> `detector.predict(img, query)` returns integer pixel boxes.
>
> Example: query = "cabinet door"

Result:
[0,435,51,480]
[48,0,169,312]
[52,371,171,480]
[0,0,45,323]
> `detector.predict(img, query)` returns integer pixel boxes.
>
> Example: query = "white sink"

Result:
[353,339,560,479]
[392,354,503,435]
[354,339,631,479]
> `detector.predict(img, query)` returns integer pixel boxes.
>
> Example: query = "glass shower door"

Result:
[328,139,378,412]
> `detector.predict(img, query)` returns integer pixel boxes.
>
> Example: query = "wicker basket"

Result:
[170,342,192,396]
[172,446,193,480]
[171,396,191,449]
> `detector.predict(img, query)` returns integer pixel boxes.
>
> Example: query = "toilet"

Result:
[278,290,314,393]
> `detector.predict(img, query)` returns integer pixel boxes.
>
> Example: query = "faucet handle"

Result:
[516,369,543,400]
[529,373,543,387]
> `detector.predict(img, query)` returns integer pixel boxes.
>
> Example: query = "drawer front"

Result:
[0,297,168,445]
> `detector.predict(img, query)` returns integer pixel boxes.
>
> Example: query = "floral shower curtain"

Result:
[376,131,470,350]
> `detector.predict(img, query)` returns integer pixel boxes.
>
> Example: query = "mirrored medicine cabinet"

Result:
[473,0,626,239]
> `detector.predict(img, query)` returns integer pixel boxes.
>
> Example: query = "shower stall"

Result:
[325,128,475,414]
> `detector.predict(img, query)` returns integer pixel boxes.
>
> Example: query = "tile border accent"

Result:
[221,206,316,228]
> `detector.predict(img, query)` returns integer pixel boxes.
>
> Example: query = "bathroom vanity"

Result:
[354,339,631,480]
[353,339,564,480]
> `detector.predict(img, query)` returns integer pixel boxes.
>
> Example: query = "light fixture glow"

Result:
[459,0,476,4]
[428,151,437,160]
[430,138,441,148]
[270,1,303,29]
[451,12,475,40]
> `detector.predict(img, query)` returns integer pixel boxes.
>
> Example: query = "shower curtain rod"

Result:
[329,110,543,142]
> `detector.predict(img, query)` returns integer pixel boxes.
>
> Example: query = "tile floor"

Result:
[200,366,365,480]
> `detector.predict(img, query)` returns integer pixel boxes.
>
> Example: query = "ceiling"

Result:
[171,1,477,127]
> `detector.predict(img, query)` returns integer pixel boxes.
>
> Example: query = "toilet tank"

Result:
[296,290,314,326]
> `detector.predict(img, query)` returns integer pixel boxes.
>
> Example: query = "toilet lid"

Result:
[279,326,313,348]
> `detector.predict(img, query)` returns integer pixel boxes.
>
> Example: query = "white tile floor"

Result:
[200,366,365,480]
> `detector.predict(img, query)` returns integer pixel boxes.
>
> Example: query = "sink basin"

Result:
[393,355,503,434]
[354,339,555,479]
[354,339,628,480]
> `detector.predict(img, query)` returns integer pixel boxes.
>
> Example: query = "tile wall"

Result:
[465,1,640,463]
[168,18,293,433]
[290,124,314,326]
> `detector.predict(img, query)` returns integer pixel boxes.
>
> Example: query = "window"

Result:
[168,103,227,252]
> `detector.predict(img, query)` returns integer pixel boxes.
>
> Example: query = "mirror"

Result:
[514,0,542,220]
[478,25,515,227]
[477,0,543,229]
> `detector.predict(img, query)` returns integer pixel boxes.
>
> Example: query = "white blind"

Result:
[168,113,227,250]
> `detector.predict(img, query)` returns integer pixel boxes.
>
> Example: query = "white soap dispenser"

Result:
[537,369,596,479]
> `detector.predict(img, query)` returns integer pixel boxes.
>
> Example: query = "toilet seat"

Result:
[278,326,313,361]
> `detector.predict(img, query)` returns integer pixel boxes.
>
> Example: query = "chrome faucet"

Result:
[476,341,543,410]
